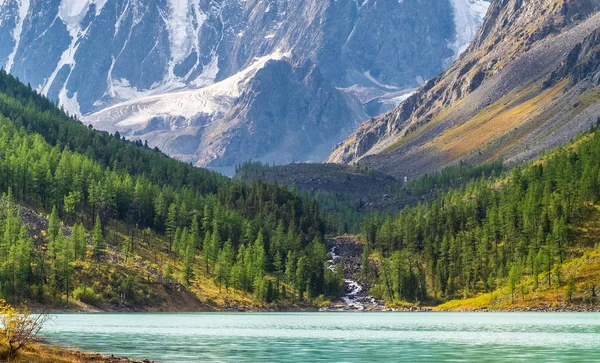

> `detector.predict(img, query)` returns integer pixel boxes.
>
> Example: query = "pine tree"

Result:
[273,251,283,293]
[50,230,65,301]
[182,239,195,286]
[507,264,521,304]
[285,251,296,285]
[216,240,234,292]
[230,244,246,293]
[166,203,178,252]
[201,231,211,274]
[252,232,266,280]
[295,255,310,300]
[165,263,173,284]
[71,223,86,260]
[92,215,106,261]
[62,232,75,302]
[48,206,59,243]
[210,219,221,266]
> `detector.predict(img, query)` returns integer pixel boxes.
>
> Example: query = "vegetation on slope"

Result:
[0,71,343,309]
[362,124,600,309]
[236,159,505,235]
[438,204,600,310]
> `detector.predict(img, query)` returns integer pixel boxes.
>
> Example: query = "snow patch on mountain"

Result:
[448,0,490,62]
[167,0,193,65]
[5,0,30,73]
[191,55,219,88]
[59,0,107,24]
[42,0,106,115]
[85,51,291,131]
[166,0,207,78]
[363,71,399,91]
[58,0,90,24]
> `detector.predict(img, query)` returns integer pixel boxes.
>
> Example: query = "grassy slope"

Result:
[16,205,304,312]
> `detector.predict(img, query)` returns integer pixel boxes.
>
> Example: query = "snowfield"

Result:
[84,51,291,131]
[449,0,490,61]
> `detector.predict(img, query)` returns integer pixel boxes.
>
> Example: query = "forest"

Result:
[0,70,343,306]
[2,67,600,309]
[365,123,600,304]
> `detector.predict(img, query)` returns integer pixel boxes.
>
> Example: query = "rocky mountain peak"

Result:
[328,0,600,174]
[1,0,490,173]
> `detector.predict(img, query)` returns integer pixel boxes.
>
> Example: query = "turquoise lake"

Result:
[40,312,600,362]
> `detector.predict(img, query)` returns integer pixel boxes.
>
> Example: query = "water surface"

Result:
[41,312,600,362]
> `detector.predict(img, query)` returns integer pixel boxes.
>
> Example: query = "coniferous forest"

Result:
[1,68,600,310]
[0,70,343,307]
[4,0,600,361]
[365,124,600,305]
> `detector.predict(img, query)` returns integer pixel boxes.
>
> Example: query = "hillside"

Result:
[439,204,600,311]
[235,160,504,235]
[359,127,600,311]
[329,0,600,180]
[0,70,342,311]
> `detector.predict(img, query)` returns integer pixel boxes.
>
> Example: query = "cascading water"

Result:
[327,246,377,311]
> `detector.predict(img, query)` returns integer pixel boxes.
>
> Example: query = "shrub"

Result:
[73,286,100,305]
[0,300,49,358]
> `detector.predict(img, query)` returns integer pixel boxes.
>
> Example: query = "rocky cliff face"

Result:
[328,0,600,179]
[0,0,489,172]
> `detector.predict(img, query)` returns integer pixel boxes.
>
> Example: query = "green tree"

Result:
[216,240,234,292]
[166,203,178,252]
[92,215,106,262]
[566,278,576,303]
[507,264,521,304]
[182,239,195,286]
[295,255,310,301]
[165,263,173,284]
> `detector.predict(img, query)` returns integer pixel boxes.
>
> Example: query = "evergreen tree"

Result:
[165,263,173,284]
[166,203,178,252]
[71,223,86,260]
[216,240,234,292]
[92,215,106,261]
[182,239,195,286]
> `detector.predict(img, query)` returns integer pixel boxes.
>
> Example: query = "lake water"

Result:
[40,312,600,362]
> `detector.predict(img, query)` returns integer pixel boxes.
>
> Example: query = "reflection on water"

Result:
[41,312,600,362]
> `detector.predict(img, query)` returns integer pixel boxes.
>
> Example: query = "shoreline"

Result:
[32,305,322,314]
[35,305,600,314]
[19,343,153,363]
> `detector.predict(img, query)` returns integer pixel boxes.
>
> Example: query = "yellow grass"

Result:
[384,95,467,153]
[430,80,567,160]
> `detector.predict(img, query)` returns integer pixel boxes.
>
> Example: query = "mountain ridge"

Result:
[0,0,490,172]
[328,0,600,180]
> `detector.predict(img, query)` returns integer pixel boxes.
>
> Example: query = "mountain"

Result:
[84,53,365,174]
[328,0,600,179]
[0,0,490,173]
